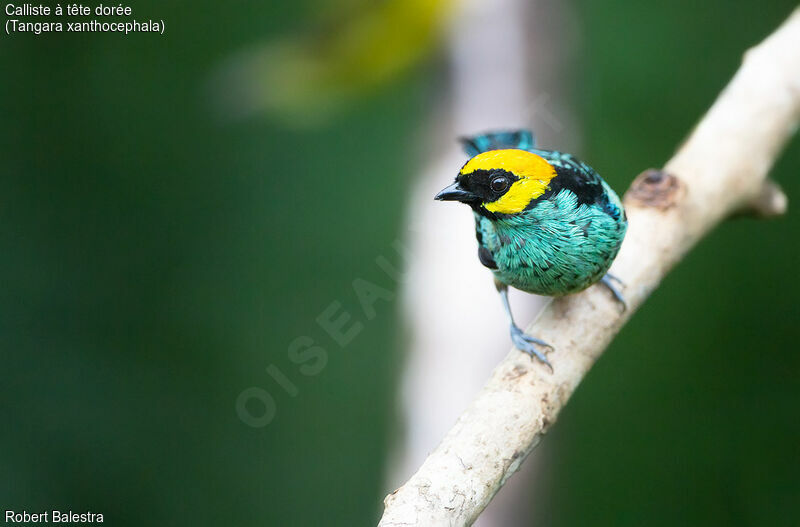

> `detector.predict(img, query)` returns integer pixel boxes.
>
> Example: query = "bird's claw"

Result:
[600,273,627,311]
[510,325,550,346]
[510,325,553,368]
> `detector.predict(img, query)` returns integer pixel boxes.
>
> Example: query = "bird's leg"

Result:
[600,273,627,311]
[496,282,552,366]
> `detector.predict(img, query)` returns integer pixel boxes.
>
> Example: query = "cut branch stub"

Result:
[626,169,684,210]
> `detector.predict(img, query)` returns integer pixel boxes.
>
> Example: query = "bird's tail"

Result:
[458,130,535,157]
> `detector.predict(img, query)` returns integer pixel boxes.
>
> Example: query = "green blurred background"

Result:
[1,1,798,526]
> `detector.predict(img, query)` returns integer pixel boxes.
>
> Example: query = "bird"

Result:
[435,130,627,366]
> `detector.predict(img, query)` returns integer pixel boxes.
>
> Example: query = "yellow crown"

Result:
[460,149,557,214]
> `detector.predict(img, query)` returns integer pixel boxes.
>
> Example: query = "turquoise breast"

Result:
[475,182,627,296]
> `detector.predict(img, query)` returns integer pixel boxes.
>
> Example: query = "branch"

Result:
[380,8,800,527]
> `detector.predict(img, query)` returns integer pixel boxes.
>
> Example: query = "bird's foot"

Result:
[510,324,553,368]
[600,273,627,311]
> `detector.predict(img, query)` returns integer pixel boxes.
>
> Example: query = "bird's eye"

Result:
[490,176,509,193]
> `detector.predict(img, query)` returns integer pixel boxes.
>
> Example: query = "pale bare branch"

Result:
[379,8,800,527]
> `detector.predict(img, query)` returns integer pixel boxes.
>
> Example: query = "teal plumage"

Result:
[436,130,628,364]
[474,154,626,296]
